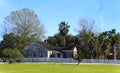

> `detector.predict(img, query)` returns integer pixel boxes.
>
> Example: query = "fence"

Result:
[23,58,78,63]
[82,59,120,64]
[1,58,120,64]
[23,58,120,64]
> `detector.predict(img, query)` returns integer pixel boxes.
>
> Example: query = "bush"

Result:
[8,58,15,64]
[1,48,23,64]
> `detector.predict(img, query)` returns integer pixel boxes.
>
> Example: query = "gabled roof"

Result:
[23,42,45,51]
[37,40,76,50]
[23,41,76,51]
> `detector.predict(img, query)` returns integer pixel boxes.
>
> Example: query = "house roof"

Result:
[23,41,46,51]
[37,41,57,50]
[23,41,76,51]
[55,46,75,50]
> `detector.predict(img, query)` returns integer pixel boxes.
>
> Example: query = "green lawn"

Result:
[0,63,120,73]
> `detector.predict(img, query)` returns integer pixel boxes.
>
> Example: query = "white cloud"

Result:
[0,0,7,6]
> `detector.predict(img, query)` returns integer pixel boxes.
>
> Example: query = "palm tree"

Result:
[98,29,120,60]
[98,31,110,59]
[59,21,70,47]
[108,29,120,60]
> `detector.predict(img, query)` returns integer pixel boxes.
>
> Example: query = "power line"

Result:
[98,0,103,14]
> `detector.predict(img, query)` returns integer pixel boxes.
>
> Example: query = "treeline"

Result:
[47,20,120,60]
[0,8,120,63]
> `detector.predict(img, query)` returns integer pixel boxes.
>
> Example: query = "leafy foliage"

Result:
[48,34,76,47]
[0,33,23,63]
[1,48,23,63]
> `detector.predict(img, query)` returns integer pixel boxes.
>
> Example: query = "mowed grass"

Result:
[0,63,120,73]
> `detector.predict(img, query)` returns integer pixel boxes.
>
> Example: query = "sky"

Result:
[0,0,120,41]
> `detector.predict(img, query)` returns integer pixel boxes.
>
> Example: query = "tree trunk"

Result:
[63,36,65,47]
[113,46,117,60]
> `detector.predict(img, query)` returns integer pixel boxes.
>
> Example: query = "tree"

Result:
[0,41,3,58]
[48,33,76,47]
[65,34,76,47]
[78,18,95,34]
[1,33,23,50]
[3,8,45,49]
[76,18,96,59]
[108,29,120,60]
[98,31,110,59]
[59,21,70,47]
[98,29,120,60]
[86,32,95,59]
[2,33,18,49]
[76,50,82,64]
[0,33,23,63]
[2,48,23,64]
[48,33,64,47]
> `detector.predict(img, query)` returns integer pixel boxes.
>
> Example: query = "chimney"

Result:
[44,40,48,44]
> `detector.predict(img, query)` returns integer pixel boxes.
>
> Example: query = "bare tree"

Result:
[78,18,95,34]
[76,18,97,59]
[4,8,45,41]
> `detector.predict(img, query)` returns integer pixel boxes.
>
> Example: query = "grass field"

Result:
[0,63,120,73]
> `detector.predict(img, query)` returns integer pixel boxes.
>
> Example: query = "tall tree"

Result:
[48,34,76,47]
[98,31,110,59]
[59,21,70,47]
[86,32,95,59]
[48,33,63,47]
[108,29,120,60]
[77,18,96,59]
[0,33,23,63]
[2,33,18,49]
[98,29,120,60]
[3,8,45,49]
[78,18,95,34]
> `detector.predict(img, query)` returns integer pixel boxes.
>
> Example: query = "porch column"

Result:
[55,54,58,58]
[47,51,52,58]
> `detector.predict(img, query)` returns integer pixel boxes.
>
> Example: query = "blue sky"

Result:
[0,0,120,40]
